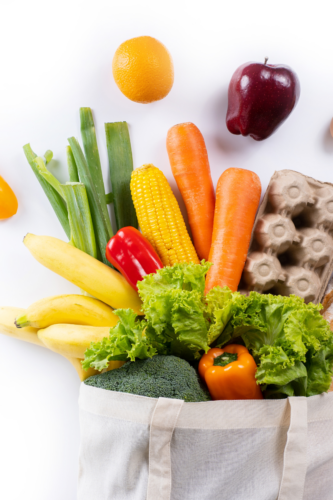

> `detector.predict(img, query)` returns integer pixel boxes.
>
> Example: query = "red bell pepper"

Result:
[105,226,163,291]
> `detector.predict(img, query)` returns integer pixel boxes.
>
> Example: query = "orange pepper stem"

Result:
[213,352,237,367]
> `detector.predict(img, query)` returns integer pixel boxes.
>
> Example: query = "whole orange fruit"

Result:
[112,36,174,104]
[0,175,18,220]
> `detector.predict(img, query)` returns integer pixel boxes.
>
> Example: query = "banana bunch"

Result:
[0,295,124,381]
[0,233,145,380]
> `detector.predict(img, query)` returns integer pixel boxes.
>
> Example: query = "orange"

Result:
[0,175,18,220]
[112,36,174,104]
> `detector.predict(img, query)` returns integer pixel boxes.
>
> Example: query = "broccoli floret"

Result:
[84,355,211,402]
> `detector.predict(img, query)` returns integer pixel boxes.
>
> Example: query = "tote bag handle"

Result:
[146,396,308,500]
[277,397,308,500]
[146,397,184,500]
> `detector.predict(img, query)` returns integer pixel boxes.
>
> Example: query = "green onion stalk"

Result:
[23,146,97,260]
[68,107,113,266]
[62,183,97,259]
[105,121,138,232]
[23,144,71,239]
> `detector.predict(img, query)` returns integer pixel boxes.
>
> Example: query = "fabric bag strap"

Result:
[146,397,184,500]
[278,397,308,500]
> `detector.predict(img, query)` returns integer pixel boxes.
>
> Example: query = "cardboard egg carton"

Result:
[240,170,333,303]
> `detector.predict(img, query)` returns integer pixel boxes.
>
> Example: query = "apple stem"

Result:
[264,57,269,65]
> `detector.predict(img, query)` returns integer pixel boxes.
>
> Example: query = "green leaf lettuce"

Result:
[83,262,333,398]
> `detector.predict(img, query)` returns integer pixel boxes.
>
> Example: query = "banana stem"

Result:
[14,314,28,328]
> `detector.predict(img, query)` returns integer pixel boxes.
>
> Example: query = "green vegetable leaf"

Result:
[206,287,248,346]
[255,345,306,386]
[34,157,64,199]
[105,192,114,204]
[105,122,138,231]
[138,260,212,301]
[82,309,156,371]
[138,262,211,359]
[83,261,333,397]
[305,339,333,397]
[23,144,71,239]
[206,289,333,397]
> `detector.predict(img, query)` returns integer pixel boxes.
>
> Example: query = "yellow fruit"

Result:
[15,294,119,329]
[63,357,124,381]
[0,307,121,381]
[23,234,142,314]
[62,356,98,381]
[112,36,174,103]
[0,175,18,220]
[37,324,113,359]
[0,307,44,347]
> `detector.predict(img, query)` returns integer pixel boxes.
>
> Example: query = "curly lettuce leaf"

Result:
[83,262,212,370]
[206,288,265,347]
[82,309,156,371]
[255,345,307,386]
[137,262,211,359]
[138,260,212,301]
[82,260,333,396]
[205,289,333,397]
[142,289,209,359]
[305,339,333,397]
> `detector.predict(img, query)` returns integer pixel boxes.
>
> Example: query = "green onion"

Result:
[61,183,97,259]
[23,144,71,239]
[79,108,107,197]
[66,146,79,183]
[34,156,64,198]
[105,192,114,204]
[105,122,138,231]
[67,136,112,266]
[44,150,53,165]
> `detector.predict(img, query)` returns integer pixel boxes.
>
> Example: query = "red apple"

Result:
[226,59,300,141]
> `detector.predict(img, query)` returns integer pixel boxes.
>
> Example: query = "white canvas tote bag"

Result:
[78,384,333,500]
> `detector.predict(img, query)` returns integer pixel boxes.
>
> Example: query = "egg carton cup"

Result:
[240,169,333,303]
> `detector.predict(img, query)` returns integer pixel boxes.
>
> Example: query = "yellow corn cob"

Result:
[130,164,199,266]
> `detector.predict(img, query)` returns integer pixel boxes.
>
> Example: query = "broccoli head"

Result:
[84,355,211,402]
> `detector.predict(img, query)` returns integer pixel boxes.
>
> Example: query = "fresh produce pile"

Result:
[83,262,333,398]
[1,36,333,401]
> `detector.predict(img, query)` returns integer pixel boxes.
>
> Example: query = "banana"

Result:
[0,307,44,346]
[15,294,119,329]
[24,234,142,314]
[0,307,119,381]
[37,324,112,359]
[63,356,100,381]
[65,357,125,380]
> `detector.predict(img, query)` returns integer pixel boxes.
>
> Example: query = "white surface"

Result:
[0,0,333,498]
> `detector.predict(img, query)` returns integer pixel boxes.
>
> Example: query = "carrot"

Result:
[204,168,261,294]
[166,122,215,261]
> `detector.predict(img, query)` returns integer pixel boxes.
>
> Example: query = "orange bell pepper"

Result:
[0,175,18,220]
[199,345,263,400]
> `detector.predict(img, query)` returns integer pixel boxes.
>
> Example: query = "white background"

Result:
[1,0,333,498]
